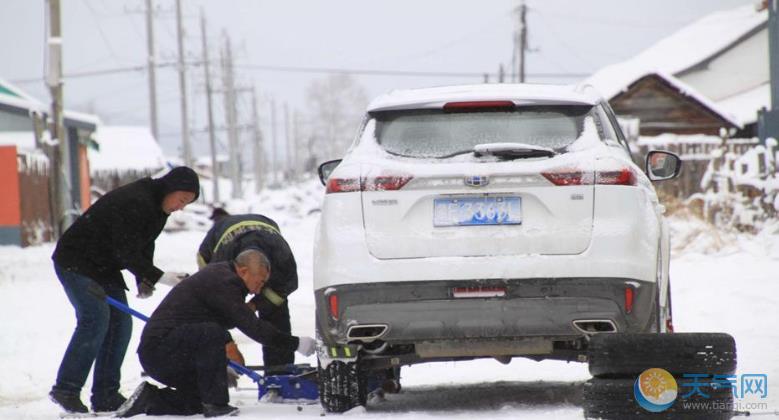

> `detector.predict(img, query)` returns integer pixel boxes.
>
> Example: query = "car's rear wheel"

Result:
[318,359,367,413]
[588,333,737,378]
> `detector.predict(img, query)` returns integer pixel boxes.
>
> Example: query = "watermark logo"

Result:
[679,373,768,399]
[633,370,770,413]
[634,368,678,412]
[740,374,768,399]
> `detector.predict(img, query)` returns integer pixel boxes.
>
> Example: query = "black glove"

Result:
[136,278,155,299]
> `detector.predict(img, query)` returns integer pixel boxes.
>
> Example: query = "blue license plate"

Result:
[433,196,521,227]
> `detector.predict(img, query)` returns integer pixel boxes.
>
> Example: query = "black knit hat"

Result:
[158,166,200,200]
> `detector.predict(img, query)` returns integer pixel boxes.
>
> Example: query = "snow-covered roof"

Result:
[587,4,766,100]
[368,83,603,112]
[0,77,99,128]
[89,126,165,172]
[717,82,770,125]
[0,78,46,111]
[586,4,767,129]
[195,154,229,165]
[64,109,101,128]
[640,4,765,75]
[613,71,741,128]
[0,131,37,152]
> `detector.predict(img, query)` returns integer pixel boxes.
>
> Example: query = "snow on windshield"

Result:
[372,106,594,158]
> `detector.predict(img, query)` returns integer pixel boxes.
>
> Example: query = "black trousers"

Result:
[258,300,294,371]
[138,322,229,415]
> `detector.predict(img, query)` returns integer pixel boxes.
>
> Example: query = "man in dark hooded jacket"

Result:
[49,166,200,414]
[115,249,315,418]
[196,211,298,373]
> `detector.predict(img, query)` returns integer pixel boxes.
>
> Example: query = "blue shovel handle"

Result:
[105,296,263,383]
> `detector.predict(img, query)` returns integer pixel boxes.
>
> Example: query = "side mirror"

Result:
[317,159,342,186]
[645,151,681,181]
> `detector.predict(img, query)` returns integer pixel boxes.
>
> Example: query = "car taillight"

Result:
[596,168,637,186]
[325,177,361,194]
[328,294,339,320]
[364,175,412,191]
[326,175,413,193]
[541,170,587,186]
[624,287,634,314]
[541,167,637,186]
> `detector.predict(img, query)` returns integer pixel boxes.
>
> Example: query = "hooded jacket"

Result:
[197,214,298,300]
[52,167,200,290]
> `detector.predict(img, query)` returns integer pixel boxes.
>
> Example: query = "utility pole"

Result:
[221,33,242,198]
[270,99,278,186]
[292,110,300,180]
[175,0,192,167]
[759,0,779,143]
[251,88,264,193]
[284,103,291,181]
[200,9,219,203]
[46,0,73,236]
[145,0,159,141]
[515,0,527,83]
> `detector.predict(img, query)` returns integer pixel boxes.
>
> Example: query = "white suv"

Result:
[313,83,680,412]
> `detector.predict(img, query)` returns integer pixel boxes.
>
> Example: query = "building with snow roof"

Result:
[586,3,769,137]
[0,78,99,246]
[89,126,167,194]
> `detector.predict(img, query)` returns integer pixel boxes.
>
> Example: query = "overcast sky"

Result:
[0,0,758,159]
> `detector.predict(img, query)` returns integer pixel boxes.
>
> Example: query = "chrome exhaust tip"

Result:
[573,319,617,334]
[346,324,388,342]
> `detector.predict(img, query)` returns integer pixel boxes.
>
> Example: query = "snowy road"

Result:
[1,209,777,419]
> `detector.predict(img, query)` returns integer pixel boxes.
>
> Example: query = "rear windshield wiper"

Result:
[436,149,477,159]
[473,142,557,159]
[419,143,557,160]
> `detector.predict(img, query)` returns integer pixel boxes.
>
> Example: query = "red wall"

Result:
[0,146,21,226]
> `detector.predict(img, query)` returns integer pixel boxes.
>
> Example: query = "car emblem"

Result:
[464,175,489,187]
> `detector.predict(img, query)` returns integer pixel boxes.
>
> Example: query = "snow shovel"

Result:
[105,296,319,403]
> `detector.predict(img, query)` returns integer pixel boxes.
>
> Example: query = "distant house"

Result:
[194,154,229,180]
[89,126,166,194]
[0,78,98,246]
[586,4,768,137]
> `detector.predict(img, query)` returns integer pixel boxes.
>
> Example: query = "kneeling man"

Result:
[117,249,315,418]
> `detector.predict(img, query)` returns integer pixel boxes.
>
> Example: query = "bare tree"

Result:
[305,73,368,162]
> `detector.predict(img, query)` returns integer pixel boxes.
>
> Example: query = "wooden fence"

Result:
[633,136,773,199]
[17,153,53,246]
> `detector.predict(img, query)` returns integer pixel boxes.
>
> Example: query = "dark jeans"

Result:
[138,322,229,415]
[258,300,294,371]
[52,264,132,404]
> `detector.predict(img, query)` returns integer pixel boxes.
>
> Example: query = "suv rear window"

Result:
[372,105,596,158]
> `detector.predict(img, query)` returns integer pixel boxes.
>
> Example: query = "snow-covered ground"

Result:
[0,180,777,418]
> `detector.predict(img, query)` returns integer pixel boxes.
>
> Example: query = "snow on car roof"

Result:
[367,83,603,112]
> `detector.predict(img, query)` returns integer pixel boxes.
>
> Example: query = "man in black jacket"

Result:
[49,166,200,414]
[197,211,299,374]
[116,249,316,417]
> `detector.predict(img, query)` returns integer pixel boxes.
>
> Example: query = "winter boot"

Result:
[115,382,154,418]
[91,391,127,412]
[49,389,88,413]
[202,403,239,417]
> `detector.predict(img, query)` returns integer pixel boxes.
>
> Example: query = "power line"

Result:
[235,63,588,79]
[10,62,589,85]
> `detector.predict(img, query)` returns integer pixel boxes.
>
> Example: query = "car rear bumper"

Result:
[315,277,656,351]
